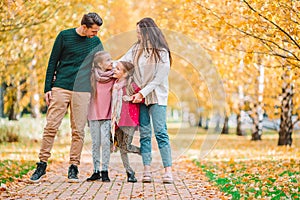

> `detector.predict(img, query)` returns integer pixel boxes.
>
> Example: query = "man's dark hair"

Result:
[81,12,103,28]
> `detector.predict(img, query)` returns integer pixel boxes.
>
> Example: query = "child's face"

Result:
[99,54,112,71]
[113,62,126,79]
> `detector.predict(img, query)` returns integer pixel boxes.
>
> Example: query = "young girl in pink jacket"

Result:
[111,61,141,183]
[87,51,115,182]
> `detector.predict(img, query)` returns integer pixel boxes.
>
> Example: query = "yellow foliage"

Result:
[1,0,300,123]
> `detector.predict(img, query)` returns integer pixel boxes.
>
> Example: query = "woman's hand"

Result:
[132,92,143,103]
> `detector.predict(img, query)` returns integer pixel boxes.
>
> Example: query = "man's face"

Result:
[84,24,100,38]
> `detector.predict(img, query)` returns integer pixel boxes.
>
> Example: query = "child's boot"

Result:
[127,171,137,183]
[101,170,110,182]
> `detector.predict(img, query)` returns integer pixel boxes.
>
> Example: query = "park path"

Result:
[1,128,228,200]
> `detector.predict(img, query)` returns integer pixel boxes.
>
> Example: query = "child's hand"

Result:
[123,95,133,101]
[132,93,143,103]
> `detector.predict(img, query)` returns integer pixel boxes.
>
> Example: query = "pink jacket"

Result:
[117,82,141,127]
[88,79,115,120]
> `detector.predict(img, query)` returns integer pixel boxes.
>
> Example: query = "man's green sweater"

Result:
[44,28,103,93]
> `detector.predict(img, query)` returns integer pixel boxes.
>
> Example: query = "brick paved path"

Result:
[2,128,228,199]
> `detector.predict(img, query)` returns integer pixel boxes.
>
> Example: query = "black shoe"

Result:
[68,164,79,183]
[127,171,137,183]
[86,171,101,181]
[101,171,110,182]
[30,161,47,183]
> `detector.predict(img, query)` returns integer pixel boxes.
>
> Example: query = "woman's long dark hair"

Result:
[134,17,172,65]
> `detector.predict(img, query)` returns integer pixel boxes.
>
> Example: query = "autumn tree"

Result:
[2,0,299,147]
[0,0,110,119]
[194,0,300,145]
[141,0,300,146]
[0,0,61,119]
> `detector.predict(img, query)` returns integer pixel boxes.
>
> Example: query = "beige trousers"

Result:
[39,87,90,165]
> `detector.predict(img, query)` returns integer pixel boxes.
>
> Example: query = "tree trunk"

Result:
[236,112,246,136]
[237,56,245,136]
[236,112,245,136]
[8,102,18,120]
[278,69,293,146]
[252,60,264,140]
[222,115,229,134]
[204,118,210,129]
[8,84,21,121]
[30,59,41,118]
[198,115,202,127]
[0,85,4,118]
[214,113,221,132]
[251,104,262,140]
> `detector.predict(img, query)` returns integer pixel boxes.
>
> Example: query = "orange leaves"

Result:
[199,158,300,199]
[191,132,300,199]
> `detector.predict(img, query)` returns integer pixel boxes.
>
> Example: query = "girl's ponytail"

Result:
[126,75,135,96]
[119,61,135,95]
[91,51,110,98]
[90,63,97,98]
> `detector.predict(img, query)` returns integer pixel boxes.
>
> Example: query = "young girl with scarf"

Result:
[87,51,115,182]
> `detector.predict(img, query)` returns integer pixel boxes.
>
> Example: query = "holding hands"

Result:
[122,93,143,103]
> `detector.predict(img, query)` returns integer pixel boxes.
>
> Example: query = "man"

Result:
[30,12,104,183]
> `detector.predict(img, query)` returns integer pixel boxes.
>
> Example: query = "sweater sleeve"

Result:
[94,39,104,52]
[44,32,64,93]
[132,82,141,93]
[139,50,170,98]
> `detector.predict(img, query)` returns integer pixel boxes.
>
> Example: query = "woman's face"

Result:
[113,62,126,79]
[99,54,112,71]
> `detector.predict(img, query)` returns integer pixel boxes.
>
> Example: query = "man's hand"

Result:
[45,91,52,106]
[132,92,143,103]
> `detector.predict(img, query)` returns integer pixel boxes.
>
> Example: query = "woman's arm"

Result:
[118,45,136,62]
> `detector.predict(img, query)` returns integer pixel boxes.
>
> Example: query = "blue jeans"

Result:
[139,104,172,167]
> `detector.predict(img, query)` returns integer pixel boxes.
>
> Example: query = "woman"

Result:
[120,17,173,184]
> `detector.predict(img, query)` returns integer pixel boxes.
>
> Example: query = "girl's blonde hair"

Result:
[91,51,110,98]
[119,61,135,95]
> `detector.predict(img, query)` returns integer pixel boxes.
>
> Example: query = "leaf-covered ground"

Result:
[0,139,70,187]
[0,127,299,200]
[187,130,300,200]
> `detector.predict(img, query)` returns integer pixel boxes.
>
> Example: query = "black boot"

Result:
[68,164,79,183]
[86,171,101,181]
[30,161,47,183]
[127,171,137,183]
[101,171,110,182]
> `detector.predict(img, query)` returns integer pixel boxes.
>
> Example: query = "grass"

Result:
[0,141,40,184]
[184,128,300,200]
[1,118,299,200]
[0,139,71,185]
[0,116,93,185]
[194,159,299,200]
[0,160,36,184]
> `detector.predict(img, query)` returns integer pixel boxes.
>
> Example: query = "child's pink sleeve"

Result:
[132,82,141,93]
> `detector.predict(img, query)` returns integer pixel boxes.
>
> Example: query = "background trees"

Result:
[1,0,299,146]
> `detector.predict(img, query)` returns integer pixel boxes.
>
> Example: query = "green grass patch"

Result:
[194,159,300,200]
[0,138,70,185]
[0,160,36,184]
